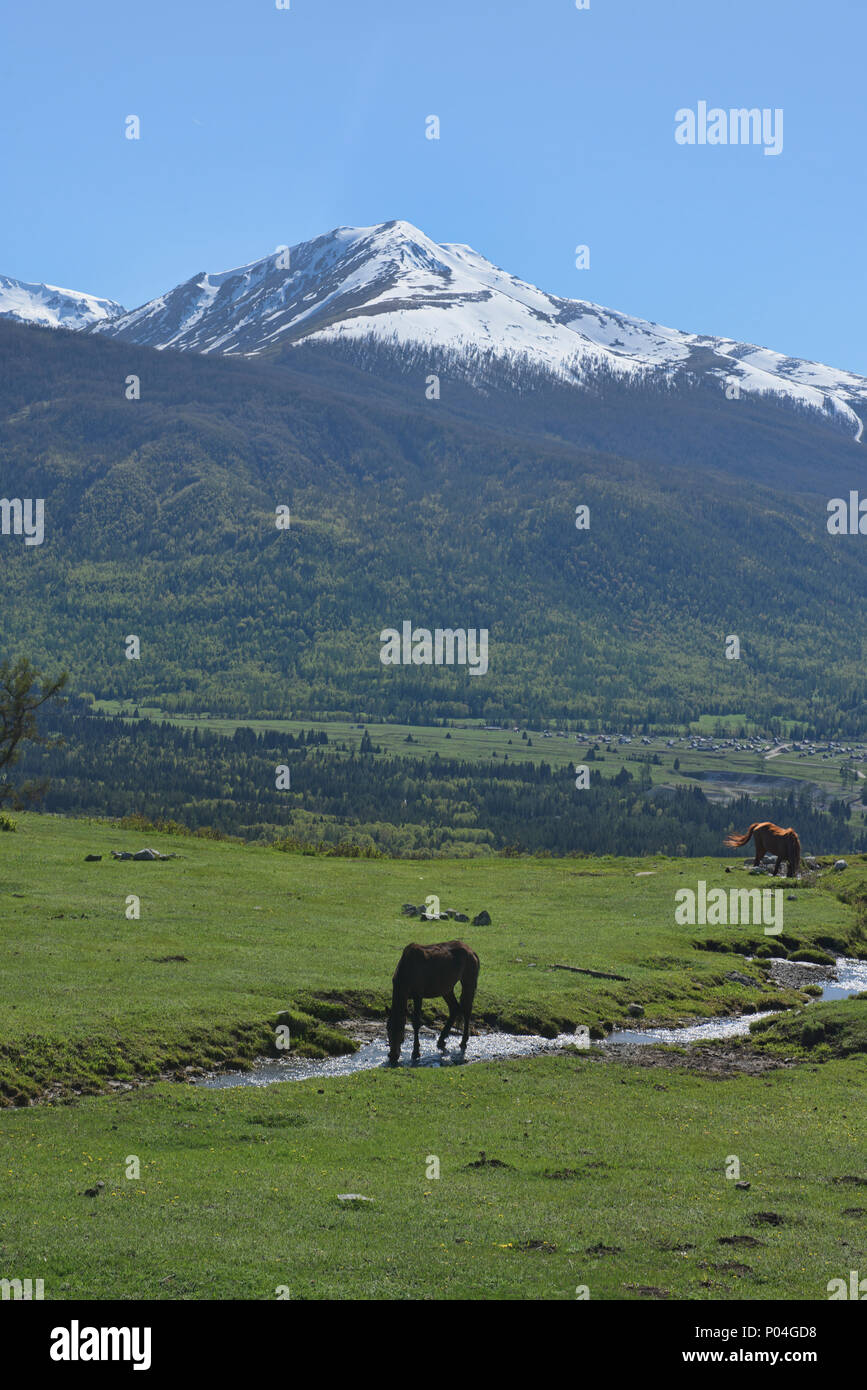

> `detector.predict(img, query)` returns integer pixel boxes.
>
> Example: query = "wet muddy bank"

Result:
[589,1043,798,1077]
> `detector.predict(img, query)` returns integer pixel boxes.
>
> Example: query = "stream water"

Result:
[197,956,866,1090]
[812,954,867,1000]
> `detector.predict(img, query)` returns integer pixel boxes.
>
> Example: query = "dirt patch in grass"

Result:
[590,1042,795,1078]
[464,1152,514,1170]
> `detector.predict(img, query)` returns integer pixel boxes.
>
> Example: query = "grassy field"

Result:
[1,1051,865,1301]
[0,812,865,1300]
[2,813,863,1102]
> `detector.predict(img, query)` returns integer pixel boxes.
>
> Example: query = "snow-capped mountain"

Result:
[92,221,865,438]
[0,274,125,331]
[4,221,864,439]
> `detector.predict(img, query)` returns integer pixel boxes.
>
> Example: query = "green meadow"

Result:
[1,1053,865,1301]
[0,812,865,1299]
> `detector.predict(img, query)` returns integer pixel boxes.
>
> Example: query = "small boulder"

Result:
[627,1003,645,1018]
[84,854,102,862]
[725,971,755,988]
[472,910,492,926]
[453,913,469,923]
[401,904,418,916]
[834,859,848,871]
[111,848,174,861]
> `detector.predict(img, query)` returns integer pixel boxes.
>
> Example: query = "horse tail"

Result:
[464,946,480,990]
[724,823,759,848]
[457,945,480,1027]
[451,941,479,981]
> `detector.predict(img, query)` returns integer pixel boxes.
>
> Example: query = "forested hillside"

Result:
[2,319,866,732]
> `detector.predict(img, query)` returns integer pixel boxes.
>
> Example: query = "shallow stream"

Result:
[197,956,866,1090]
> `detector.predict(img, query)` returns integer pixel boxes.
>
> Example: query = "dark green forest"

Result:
[12,705,865,859]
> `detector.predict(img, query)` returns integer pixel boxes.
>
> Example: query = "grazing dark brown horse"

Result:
[724,821,801,878]
[387,940,480,1065]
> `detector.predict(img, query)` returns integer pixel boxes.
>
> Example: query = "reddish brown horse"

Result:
[387,940,480,1065]
[724,821,801,878]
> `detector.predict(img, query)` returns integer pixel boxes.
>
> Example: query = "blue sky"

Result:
[2,0,865,371]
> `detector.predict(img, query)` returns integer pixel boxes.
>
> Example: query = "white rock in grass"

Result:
[337,1193,373,1204]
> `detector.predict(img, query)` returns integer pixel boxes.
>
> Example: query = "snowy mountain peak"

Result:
[0,274,125,331]
[3,222,864,441]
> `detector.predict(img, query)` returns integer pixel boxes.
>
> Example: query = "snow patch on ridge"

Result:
[0,274,125,330]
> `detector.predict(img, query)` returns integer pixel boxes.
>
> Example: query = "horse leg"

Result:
[773,854,782,877]
[458,981,476,1052]
[388,986,407,1065]
[437,990,459,1051]
[411,995,422,1062]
